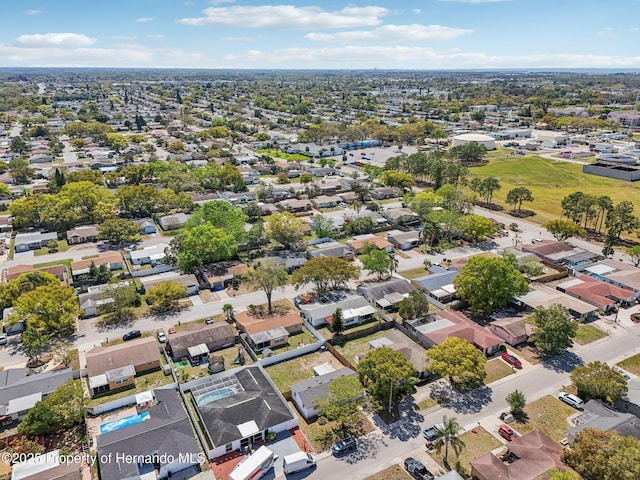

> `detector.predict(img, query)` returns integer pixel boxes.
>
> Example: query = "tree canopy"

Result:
[543,219,586,241]
[570,361,628,404]
[145,281,188,314]
[186,200,246,240]
[529,304,578,357]
[174,223,237,272]
[243,260,289,314]
[360,248,395,280]
[98,218,140,244]
[506,187,534,212]
[18,380,85,436]
[316,375,367,436]
[398,290,431,321]
[357,347,416,409]
[12,284,79,334]
[454,255,528,313]
[266,211,307,249]
[292,256,360,295]
[426,336,487,389]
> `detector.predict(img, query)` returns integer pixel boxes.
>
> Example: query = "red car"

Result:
[168,326,176,334]
[501,353,522,369]
[498,425,519,442]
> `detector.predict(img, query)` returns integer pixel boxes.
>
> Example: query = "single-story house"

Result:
[70,251,123,280]
[616,377,640,419]
[470,430,568,480]
[567,399,640,443]
[313,195,342,209]
[369,187,398,200]
[291,367,357,419]
[14,231,58,252]
[299,294,377,328]
[189,365,298,459]
[0,368,74,422]
[523,240,601,267]
[235,310,303,351]
[97,389,201,480]
[142,273,200,296]
[79,285,116,317]
[348,235,394,254]
[382,208,420,225]
[370,329,429,378]
[134,218,157,234]
[386,229,421,250]
[4,264,68,284]
[513,284,598,319]
[263,252,307,273]
[277,198,313,213]
[406,310,503,355]
[412,265,460,303]
[357,277,414,310]
[307,242,355,261]
[489,315,533,346]
[166,322,235,362]
[220,191,255,205]
[66,225,99,245]
[11,449,83,480]
[128,243,170,266]
[199,261,248,290]
[158,213,191,231]
[556,275,636,312]
[578,260,640,296]
[85,337,161,396]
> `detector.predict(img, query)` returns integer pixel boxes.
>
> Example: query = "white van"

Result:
[283,451,316,474]
[229,446,278,480]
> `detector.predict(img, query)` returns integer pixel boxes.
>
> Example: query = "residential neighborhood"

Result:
[0,63,639,480]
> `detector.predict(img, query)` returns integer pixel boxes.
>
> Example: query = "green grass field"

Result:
[471,155,640,224]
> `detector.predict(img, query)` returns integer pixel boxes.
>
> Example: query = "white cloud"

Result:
[178,5,388,29]
[306,24,472,43]
[15,33,96,48]
[413,9,422,14]
[25,9,43,15]
[222,45,640,69]
[438,0,510,3]
[136,17,155,23]
[147,34,165,39]
[597,27,615,37]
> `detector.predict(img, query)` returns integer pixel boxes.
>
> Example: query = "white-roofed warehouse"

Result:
[451,133,495,151]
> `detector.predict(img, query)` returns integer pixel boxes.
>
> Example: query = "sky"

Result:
[0,0,639,70]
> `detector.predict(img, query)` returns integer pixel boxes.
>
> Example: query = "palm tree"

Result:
[434,416,465,470]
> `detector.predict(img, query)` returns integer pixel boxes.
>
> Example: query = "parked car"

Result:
[205,317,214,324]
[423,423,444,442]
[157,331,167,343]
[0,334,7,345]
[123,330,142,341]
[498,425,519,442]
[331,437,357,456]
[501,352,522,369]
[404,457,434,480]
[168,326,176,334]
[558,392,584,410]
[532,238,543,243]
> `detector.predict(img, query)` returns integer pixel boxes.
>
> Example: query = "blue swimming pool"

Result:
[197,387,235,406]
[100,411,149,434]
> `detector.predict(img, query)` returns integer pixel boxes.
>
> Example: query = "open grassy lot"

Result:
[332,330,391,365]
[511,395,576,441]
[398,267,429,280]
[33,258,72,270]
[617,353,640,376]
[471,155,640,225]
[430,426,501,475]
[264,350,344,392]
[484,357,514,384]
[256,148,311,162]
[416,397,438,411]
[364,465,411,480]
[574,324,607,345]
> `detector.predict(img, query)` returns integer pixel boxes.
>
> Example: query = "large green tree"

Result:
[310,214,336,239]
[460,214,498,243]
[360,248,395,280]
[186,200,246,240]
[529,304,578,357]
[506,390,526,415]
[243,260,289,314]
[398,290,430,321]
[563,428,640,480]
[145,281,188,314]
[98,282,139,326]
[570,361,628,404]
[18,380,85,436]
[292,256,360,295]
[0,271,59,311]
[266,211,307,249]
[357,347,416,410]
[12,285,79,334]
[316,375,367,436]
[426,336,487,389]
[175,223,237,272]
[543,219,586,241]
[454,255,528,313]
[506,187,534,213]
[98,218,140,244]
[21,327,49,364]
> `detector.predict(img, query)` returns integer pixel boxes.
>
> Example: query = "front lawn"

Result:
[484,358,514,384]
[617,353,640,376]
[511,395,576,441]
[364,465,411,480]
[398,267,429,280]
[33,258,72,270]
[429,426,501,476]
[573,324,607,345]
[34,239,70,256]
[416,397,438,411]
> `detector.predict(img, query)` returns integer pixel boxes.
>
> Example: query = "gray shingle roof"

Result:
[291,368,356,409]
[0,368,73,406]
